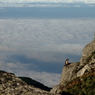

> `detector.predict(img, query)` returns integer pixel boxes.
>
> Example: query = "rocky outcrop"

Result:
[60,62,80,86]
[51,34,95,94]
[80,36,95,66]
[50,63,80,94]
[51,62,80,93]
[0,70,55,95]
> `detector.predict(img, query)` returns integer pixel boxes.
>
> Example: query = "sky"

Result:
[0,1,95,87]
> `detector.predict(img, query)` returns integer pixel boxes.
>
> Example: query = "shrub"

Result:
[61,70,95,95]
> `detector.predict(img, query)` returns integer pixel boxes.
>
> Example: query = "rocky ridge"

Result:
[0,70,56,95]
[51,34,95,94]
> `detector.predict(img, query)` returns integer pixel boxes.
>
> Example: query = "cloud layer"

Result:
[0,0,95,3]
[0,0,95,7]
[0,61,60,87]
[0,18,95,65]
[0,18,95,87]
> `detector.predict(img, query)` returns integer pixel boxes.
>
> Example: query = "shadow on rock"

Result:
[61,91,73,95]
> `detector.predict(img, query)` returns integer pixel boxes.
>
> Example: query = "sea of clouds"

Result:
[0,0,95,3]
[0,18,95,87]
[0,0,95,7]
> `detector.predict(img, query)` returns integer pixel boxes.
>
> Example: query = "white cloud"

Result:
[0,0,95,3]
[0,18,95,63]
[0,0,95,7]
[0,62,61,87]
[0,18,95,87]
[20,71,61,87]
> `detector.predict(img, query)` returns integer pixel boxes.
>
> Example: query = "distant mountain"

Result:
[18,77,51,91]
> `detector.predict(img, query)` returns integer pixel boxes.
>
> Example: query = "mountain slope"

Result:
[0,70,54,95]
[18,77,51,91]
[51,35,95,95]
[61,69,95,95]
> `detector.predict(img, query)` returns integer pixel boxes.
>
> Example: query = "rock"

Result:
[80,36,95,66]
[50,85,60,94]
[51,34,95,94]
[50,62,80,94]
[77,62,95,77]
[0,70,56,95]
[60,62,80,86]
[51,62,80,94]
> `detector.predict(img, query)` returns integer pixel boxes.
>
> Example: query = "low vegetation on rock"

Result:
[0,70,55,95]
[61,69,95,95]
[51,35,95,95]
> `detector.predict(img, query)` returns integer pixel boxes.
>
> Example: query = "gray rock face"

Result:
[0,70,55,95]
[60,62,80,86]
[50,85,61,94]
[77,62,95,77]
[80,38,95,66]
[51,35,95,94]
